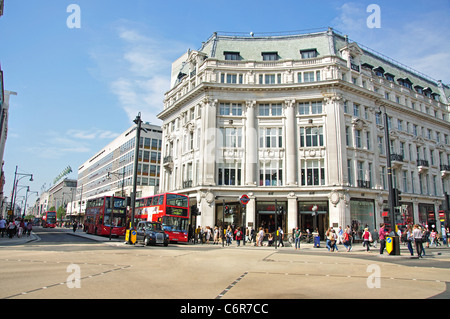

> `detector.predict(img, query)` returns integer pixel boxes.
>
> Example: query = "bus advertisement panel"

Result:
[42,211,57,228]
[84,196,127,237]
[136,193,189,243]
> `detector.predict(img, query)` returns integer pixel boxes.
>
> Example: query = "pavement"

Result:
[2,226,449,258]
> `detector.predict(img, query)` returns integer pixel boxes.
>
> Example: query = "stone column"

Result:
[323,94,345,186]
[246,193,256,230]
[203,98,217,185]
[245,100,257,186]
[285,99,297,186]
[287,192,298,231]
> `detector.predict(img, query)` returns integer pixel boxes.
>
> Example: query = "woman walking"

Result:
[405,225,414,256]
[362,228,371,252]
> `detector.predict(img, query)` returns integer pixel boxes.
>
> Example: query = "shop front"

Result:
[419,203,436,230]
[298,201,328,239]
[216,202,243,229]
[398,202,414,228]
[350,198,375,240]
[256,201,287,234]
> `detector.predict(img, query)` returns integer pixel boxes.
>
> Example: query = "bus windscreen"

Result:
[166,194,188,207]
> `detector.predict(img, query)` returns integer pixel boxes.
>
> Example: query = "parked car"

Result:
[136,221,169,246]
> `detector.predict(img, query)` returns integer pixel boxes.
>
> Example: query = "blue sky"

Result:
[1,0,449,208]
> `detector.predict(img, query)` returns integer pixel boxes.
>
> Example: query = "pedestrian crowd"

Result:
[190,225,286,247]
[0,216,33,239]
[188,222,450,258]
[325,223,450,257]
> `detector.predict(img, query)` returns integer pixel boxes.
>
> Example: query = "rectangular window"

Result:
[259,103,282,116]
[222,128,242,148]
[260,160,283,186]
[303,71,315,82]
[311,102,322,114]
[298,102,309,115]
[219,103,230,115]
[300,49,318,59]
[262,52,278,61]
[264,74,276,84]
[218,163,242,186]
[259,104,270,116]
[231,103,242,116]
[300,159,325,186]
[353,103,360,117]
[260,128,283,148]
[355,129,362,148]
[378,136,384,154]
[226,74,237,84]
[220,103,242,116]
[300,127,324,147]
[298,101,322,115]
[224,52,240,61]
[271,103,282,116]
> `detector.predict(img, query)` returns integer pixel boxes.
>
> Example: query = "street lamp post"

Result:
[128,112,143,244]
[380,106,400,255]
[9,166,33,220]
[107,167,126,241]
[107,166,126,197]
[23,189,38,219]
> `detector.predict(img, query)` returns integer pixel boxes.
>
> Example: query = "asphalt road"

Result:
[0,227,449,308]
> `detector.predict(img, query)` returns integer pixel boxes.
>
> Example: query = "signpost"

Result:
[240,194,250,206]
[240,195,249,246]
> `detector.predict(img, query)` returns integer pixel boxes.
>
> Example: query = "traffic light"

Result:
[191,205,198,216]
[393,188,402,207]
[224,205,229,214]
[277,206,284,215]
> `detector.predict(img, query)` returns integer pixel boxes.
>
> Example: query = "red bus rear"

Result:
[84,196,127,237]
[42,211,57,228]
[136,193,190,243]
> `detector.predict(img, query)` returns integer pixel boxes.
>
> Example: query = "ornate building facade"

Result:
[158,29,450,239]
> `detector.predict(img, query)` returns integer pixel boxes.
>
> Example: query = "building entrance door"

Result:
[299,213,327,240]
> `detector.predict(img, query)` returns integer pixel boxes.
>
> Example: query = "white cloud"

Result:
[91,25,192,124]
[25,129,119,159]
[66,129,120,140]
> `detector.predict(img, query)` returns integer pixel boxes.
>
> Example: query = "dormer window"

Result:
[385,73,395,82]
[414,85,424,94]
[300,49,318,59]
[431,93,440,102]
[423,87,432,98]
[224,51,241,61]
[262,52,279,61]
[398,77,413,89]
[373,66,385,77]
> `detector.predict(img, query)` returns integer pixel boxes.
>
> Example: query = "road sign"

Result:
[240,194,250,205]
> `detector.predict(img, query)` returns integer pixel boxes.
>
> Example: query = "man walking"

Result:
[413,224,424,258]
[0,217,6,237]
[277,227,284,247]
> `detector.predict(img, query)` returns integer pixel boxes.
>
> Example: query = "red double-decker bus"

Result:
[42,211,57,228]
[84,196,127,237]
[135,193,190,243]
